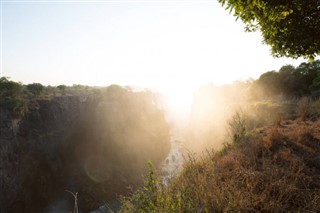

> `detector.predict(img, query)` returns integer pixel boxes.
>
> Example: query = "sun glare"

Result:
[160,81,194,106]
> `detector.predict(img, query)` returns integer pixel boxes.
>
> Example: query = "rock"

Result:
[0,88,170,213]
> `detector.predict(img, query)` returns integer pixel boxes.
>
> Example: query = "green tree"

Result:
[0,77,24,98]
[277,65,308,97]
[57,85,67,95]
[26,83,44,96]
[218,0,320,59]
[0,77,25,112]
[310,76,320,92]
[257,71,281,97]
[308,60,320,92]
[294,60,320,94]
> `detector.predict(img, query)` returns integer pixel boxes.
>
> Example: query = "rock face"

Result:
[0,87,170,213]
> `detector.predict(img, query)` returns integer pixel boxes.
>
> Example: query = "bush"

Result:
[227,111,247,144]
[120,162,163,213]
[0,77,24,98]
[3,97,25,113]
[296,97,312,120]
[26,83,44,96]
[57,85,67,95]
[0,78,25,113]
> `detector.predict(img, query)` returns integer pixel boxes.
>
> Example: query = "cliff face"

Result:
[0,87,170,212]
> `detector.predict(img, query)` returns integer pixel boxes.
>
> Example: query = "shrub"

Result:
[296,97,312,120]
[119,161,164,213]
[227,110,247,144]
[3,97,25,113]
[0,77,24,98]
[26,83,44,96]
[57,85,67,95]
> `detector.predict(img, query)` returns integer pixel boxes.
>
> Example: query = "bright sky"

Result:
[1,0,306,104]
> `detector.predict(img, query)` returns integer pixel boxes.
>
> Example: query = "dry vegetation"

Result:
[118,73,320,212]
[120,115,320,212]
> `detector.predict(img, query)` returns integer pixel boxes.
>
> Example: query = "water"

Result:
[160,127,185,185]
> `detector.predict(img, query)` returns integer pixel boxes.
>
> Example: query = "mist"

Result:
[1,60,320,212]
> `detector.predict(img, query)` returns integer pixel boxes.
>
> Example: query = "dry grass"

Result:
[120,118,320,212]
[296,97,312,120]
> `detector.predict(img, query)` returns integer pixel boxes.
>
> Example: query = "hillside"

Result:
[120,118,320,212]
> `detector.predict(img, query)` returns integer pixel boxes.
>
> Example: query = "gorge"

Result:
[0,85,171,212]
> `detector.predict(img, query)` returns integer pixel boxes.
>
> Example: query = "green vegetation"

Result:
[26,83,44,96]
[0,77,25,114]
[57,84,67,95]
[249,60,320,99]
[0,79,98,114]
[218,0,320,59]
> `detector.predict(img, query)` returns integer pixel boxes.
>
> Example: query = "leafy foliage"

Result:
[218,0,320,59]
[26,83,44,96]
[120,162,164,213]
[57,84,67,95]
[249,60,320,99]
[0,77,25,113]
[0,77,24,98]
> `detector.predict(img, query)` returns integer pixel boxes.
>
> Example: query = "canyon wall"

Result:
[0,86,170,212]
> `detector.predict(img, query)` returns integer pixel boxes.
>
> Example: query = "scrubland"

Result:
[120,98,320,212]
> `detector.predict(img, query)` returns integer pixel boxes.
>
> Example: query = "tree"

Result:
[310,76,320,92]
[0,77,25,112]
[249,60,320,99]
[294,60,320,93]
[218,0,320,59]
[307,60,320,92]
[57,85,67,95]
[0,77,24,98]
[278,65,299,96]
[26,83,44,96]
[257,71,281,96]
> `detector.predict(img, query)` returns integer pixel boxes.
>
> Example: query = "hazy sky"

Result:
[1,0,307,98]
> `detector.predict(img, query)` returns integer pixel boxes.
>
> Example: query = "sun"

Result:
[157,83,196,127]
